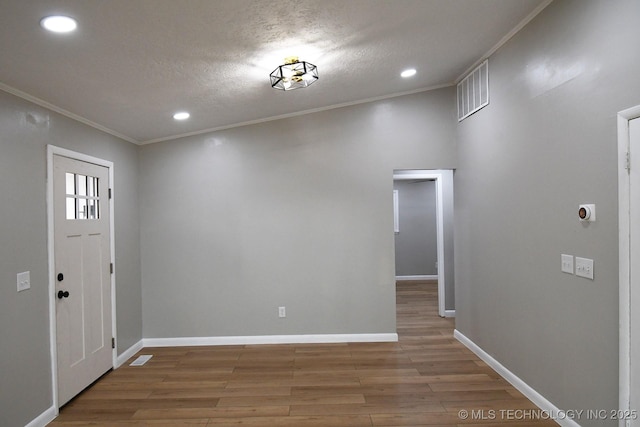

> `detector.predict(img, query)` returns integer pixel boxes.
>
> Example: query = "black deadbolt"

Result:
[57,273,64,282]
[57,290,70,299]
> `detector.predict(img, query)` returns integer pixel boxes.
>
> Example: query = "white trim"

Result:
[2,81,454,146]
[454,0,554,83]
[46,147,58,415]
[444,310,455,318]
[0,83,137,144]
[393,190,400,233]
[394,170,451,317]
[140,84,453,145]
[25,406,57,427]
[115,339,144,368]
[618,104,640,426]
[46,145,117,413]
[395,275,438,281]
[454,330,579,427]
[143,333,398,348]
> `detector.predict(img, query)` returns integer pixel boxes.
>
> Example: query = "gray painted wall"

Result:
[9,1,637,421]
[0,90,142,426]
[394,180,438,276]
[454,0,640,423]
[140,88,457,338]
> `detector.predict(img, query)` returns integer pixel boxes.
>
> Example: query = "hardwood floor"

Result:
[49,281,556,426]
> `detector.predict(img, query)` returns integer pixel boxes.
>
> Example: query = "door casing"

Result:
[393,170,452,317]
[47,145,117,412]
[618,105,640,426]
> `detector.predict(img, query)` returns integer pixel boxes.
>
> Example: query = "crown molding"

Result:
[0,82,139,144]
[455,0,554,83]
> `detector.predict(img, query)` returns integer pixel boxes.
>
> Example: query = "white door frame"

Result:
[46,145,117,411]
[618,105,640,426]
[393,170,451,317]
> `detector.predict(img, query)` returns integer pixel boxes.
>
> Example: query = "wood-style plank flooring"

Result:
[49,281,556,426]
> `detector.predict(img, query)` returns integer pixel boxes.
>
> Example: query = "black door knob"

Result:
[57,290,70,299]
[57,273,64,281]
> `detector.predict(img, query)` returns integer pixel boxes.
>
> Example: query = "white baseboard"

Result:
[454,330,579,427]
[143,333,398,348]
[25,405,57,427]
[115,339,144,368]
[444,310,455,318]
[396,275,438,281]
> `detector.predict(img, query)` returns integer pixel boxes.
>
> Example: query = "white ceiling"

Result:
[0,0,548,144]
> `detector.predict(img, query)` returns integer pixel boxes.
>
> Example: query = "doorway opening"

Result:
[618,105,640,423]
[393,170,454,318]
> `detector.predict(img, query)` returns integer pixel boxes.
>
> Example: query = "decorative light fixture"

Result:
[270,56,318,91]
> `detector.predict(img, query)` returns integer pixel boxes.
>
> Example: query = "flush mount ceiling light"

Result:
[401,68,417,78]
[40,15,77,33]
[173,112,190,120]
[270,56,318,91]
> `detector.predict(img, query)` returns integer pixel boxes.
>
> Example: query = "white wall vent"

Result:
[457,60,489,121]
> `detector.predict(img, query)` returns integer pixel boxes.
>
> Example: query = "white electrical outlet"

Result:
[561,254,574,274]
[17,271,31,292]
[278,306,286,318]
[575,257,594,280]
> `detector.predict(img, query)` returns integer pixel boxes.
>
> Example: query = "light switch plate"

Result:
[17,271,30,292]
[561,254,574,274]
[575,257,594,280]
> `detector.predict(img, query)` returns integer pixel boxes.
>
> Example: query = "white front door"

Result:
[630,117,640,426]
[53,154,112,406]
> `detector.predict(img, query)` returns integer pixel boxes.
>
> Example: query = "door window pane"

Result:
[66,173,76,195]
[66,197,76,220]
[64,173,101,220]
[77,198,87,220]
[87,199,100,220]
[87,177,97,197]
[78,175,87,196]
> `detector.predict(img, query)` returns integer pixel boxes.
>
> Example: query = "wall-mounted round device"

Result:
[578,206,590,220]
[578,204,596,222]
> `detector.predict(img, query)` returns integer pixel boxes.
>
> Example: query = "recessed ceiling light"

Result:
[401,68,417,78]
[40,16,77,33]
[173,112,190,121]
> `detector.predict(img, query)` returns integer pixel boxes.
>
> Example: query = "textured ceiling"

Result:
[0,0,548,144]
